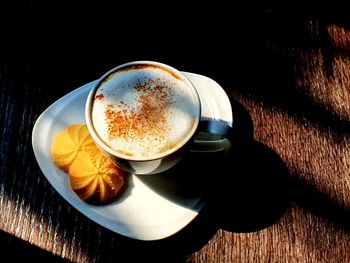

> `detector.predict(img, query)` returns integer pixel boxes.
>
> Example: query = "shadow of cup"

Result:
[205,99,292,232]
[210,140,292,232]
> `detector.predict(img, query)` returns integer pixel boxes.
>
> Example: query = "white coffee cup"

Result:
[85,61,230,174]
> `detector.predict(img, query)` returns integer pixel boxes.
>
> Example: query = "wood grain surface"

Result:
[1,5,350,263]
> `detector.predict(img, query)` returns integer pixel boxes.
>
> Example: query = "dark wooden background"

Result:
[1,3,350,262]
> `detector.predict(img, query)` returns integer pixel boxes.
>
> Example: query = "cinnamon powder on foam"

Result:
[98,78,175,156]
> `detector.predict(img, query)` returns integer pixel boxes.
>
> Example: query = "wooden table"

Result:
[1,6,350,263]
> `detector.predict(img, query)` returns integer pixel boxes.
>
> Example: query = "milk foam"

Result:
[92,66,199,159]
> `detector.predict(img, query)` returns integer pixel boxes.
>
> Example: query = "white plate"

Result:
[32,72,232,240]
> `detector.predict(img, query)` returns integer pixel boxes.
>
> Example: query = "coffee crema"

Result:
[91,65,200,159]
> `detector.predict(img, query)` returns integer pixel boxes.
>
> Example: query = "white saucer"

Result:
[32,72,232,240]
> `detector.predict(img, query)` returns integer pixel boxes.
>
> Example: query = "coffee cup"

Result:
[85,61,231,174]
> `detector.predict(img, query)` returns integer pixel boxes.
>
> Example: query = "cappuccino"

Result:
[91,64,200,159]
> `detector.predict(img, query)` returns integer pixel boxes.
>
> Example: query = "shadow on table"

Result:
[290,176,350,230]
[206,99,292,233]
[0,230,68,262]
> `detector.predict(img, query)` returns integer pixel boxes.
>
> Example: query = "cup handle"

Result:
[190,120,232,153]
